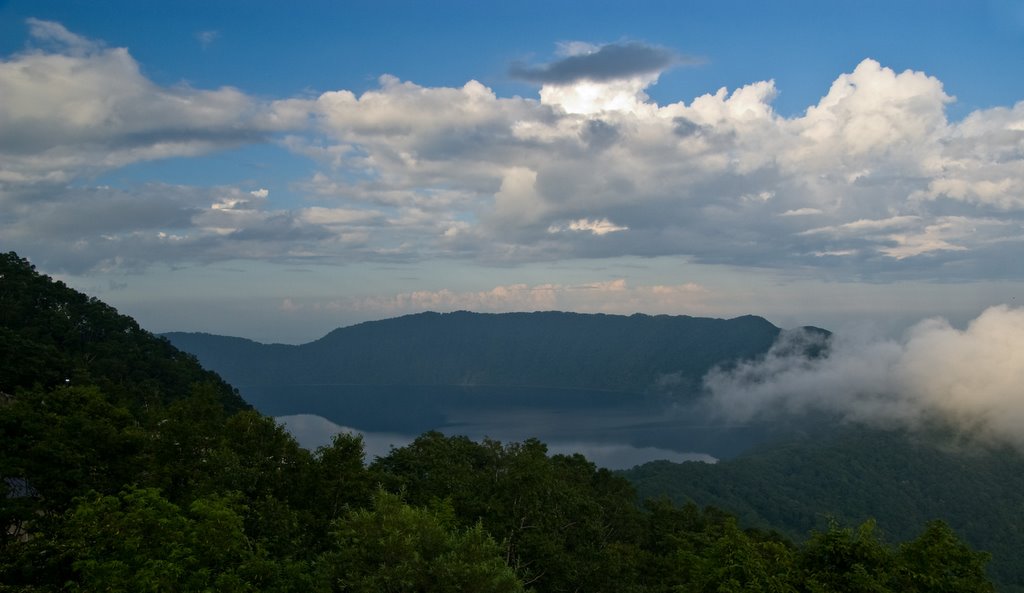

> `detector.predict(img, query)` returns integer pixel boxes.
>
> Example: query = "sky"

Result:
[2,0,1024,344]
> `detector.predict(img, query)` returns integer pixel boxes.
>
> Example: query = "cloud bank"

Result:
[3,24,1024,283]
[705,305,1024,450]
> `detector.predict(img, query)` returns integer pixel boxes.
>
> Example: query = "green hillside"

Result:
[622,427,1024,591]
[0,252,246,413]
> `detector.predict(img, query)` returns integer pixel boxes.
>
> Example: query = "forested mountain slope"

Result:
[622,427,1024,591]
[166,310,814,395]
[0,252,245,412]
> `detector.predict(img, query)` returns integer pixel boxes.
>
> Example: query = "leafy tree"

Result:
[798,519,894,593]
[0,385,144,516]
[893,520,994,593]
[213,410,314,504]
[141,386,232,501]
[637,498,797,593]
[61,487,312,593]
[315,490,524,593]
[304,431,373,550]
[371,432,648,592]
[682,518,796,593]
[63,488,235,592]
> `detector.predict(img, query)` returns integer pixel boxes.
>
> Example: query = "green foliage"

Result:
[316,490,523,593]
[312,432,372,524]
[894,521,995,593]
[0,385,144,514]
[622,427,1024,591]
[0,251,245,412]
[62,487,308,593]
[370,432,647,592]
[637,498,797,593]
[799,519,894,593]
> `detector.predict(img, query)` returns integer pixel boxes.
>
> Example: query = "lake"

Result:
[235,383,804,469]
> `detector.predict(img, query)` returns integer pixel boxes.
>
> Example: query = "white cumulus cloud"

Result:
[0,20,291,185]
[296,54,1024,279]
[4,26,1024,282]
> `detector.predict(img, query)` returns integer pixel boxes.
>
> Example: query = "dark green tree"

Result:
[798,519,894,593]
[315,490,524,593]
[371,432,647,592]
[0,385,144,520]
[64,488,250,592]
[893,520,994,593]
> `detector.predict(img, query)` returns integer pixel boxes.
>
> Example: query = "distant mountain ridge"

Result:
[165,310,824,395]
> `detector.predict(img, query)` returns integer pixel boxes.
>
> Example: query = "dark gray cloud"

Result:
[2,185,201,237]
[580,119,619,150]
[0,182,337,273]
[226,214,334,242]
[509,42,681,84]
[672,117,704,137]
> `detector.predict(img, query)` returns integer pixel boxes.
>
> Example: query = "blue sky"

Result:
[2,0,1023,342]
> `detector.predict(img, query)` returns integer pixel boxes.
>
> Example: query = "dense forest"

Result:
[0,251,999,592]
[623,427,1024,591]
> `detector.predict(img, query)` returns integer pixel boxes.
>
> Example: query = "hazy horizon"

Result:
[160,305,981,347]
